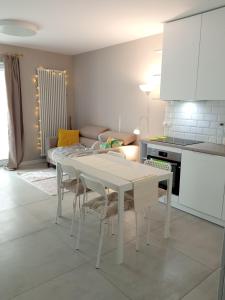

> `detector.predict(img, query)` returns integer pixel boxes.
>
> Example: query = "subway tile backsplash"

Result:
[164,101,225,144]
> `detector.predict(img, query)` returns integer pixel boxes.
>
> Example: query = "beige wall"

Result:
[0,44,74,161]
[73,34,166,137]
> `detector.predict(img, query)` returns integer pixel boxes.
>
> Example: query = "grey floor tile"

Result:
[52,209,153,262]
[0,227,87,300]
[0,168,50,205]
[0,165,223,300]
[182,269,220,300]
[12,263,130,300]
[99,242,211,300]
[0,191,18,212]
[24,192,74,224]
[149,215,224,270]
[0,206,48,244]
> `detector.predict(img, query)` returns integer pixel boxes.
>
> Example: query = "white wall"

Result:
[0,44,74,162]
[164,101,225,144]
[73,34,166,137]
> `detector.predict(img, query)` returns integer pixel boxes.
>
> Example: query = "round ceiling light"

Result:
[0,19,38,37]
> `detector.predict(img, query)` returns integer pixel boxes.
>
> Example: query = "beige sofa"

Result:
[46,125,137,166]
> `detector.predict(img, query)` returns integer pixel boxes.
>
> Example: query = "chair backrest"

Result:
[79,173,107,198]
[107,150,125,159]
[144,159,171,171]
[56,162,80,184]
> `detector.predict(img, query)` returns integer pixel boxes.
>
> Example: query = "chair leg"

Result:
[164,177,172,238]
[70,194,78,237]
[81,194,87,222]
[96,220,105,269]
[75,207,83,251]
[61,188,65,202]
[146,207,151,245]
[111,216,115,235]
[135,212,140,252]
[55,187,63,224]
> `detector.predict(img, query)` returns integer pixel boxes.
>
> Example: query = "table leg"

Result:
[164,174,172,238]
[56,163,62,218]
[117,189,124,264]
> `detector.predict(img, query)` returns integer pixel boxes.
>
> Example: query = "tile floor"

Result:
[0,164,223,300]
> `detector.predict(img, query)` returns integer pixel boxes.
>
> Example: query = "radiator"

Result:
[37,68,67,156]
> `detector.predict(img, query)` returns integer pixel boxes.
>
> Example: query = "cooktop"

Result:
[151,137,203,146]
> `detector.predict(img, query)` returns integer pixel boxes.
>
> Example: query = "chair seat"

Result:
[83,192,134,218]
[158,188,167,197]
[125,188,167,200]
[61,179,86,195]
[62,178,77,188]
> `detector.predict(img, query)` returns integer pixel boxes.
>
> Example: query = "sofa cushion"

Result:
[80,137,98,148]
[57,129,79,147]
[79,125,109,139]
[98,131,136,146]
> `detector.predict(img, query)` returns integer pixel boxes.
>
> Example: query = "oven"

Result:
[147,147,181,196]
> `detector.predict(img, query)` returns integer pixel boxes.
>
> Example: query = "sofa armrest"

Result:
[46,136,58,152]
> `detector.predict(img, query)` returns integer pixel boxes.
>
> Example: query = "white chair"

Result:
[106,150,126,233]
[124,159,172,250]
[74,173,133,268]
[56,162,85,229]
[144,159,172,198]
[143,159,172,240]
[107,153,160,249]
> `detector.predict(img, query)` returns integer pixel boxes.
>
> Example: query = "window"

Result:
[0,62,9,163]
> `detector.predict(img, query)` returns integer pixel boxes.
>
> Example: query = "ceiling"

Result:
[0,0,225,55]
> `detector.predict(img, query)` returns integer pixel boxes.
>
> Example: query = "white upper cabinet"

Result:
[160,15,201,100]
[160,7,225,101]
[196,7,225,100]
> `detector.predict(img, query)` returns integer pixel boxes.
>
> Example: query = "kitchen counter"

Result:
[141,139,225,157]
[187,142,225,157]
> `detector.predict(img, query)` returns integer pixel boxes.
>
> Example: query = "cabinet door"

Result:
[179,150,225,219]
[196,7,225,100]
[160,15,201,100]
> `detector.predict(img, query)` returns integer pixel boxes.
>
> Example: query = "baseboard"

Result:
[159,194,225,227]
[20,158,46,166]
[172,202,225,227]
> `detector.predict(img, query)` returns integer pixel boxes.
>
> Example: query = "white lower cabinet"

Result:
[179,150,225,219]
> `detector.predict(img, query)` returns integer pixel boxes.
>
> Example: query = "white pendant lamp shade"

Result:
[0,20,38,37]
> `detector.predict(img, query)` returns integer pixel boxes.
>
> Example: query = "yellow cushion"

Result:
[57,129,79,147]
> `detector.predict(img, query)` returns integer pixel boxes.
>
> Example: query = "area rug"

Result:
[17,168,65,196]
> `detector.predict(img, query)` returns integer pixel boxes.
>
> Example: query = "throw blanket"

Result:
[52,144,94,162]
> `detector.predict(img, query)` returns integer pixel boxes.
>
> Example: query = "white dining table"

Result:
[56,153,173,264]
